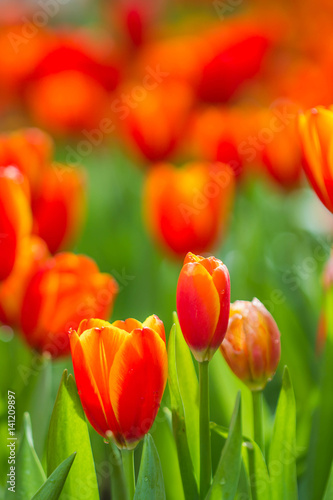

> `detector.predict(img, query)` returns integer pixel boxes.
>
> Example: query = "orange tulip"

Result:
[119,80,193,163]
[0,166,32,281]
[220,299,281,391]
[20,253,118,357]
[0,236,49,326]
[143,162,235,257]
[298,106,333,212]
[69,315,167,448]
[32,164,86,253]
[176,252,230,362]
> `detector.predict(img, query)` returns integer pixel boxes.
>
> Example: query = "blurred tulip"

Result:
[69,315,167,448]
[0,236,49,326]
[0,128,53,198]
[177,252,230,362]
[119,80,193,163]
[32,164,86,253]
[299,106,333,212]
[20,253,118,357]
[187,107,250,178]
[143,162,235,257]
[0,166,32,281]
[220,298,281,391]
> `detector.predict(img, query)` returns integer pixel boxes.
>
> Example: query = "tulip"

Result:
[69,315,167,448]
[20,253,118,357]
[298,106,333,212]
[0,166,32,281]
[176,252,230,362]
[32,164,86,253]
[143,162,235,257]
[0,236,49,327]
[220,298,281,391]
[119,80,193,163]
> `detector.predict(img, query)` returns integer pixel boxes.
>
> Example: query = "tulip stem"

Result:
[252,390,265,458]
[199,360,211,499]
[122,449,135,500]
[108,439,129,500]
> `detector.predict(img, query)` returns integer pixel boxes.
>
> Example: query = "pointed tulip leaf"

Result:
[5,412,46,500]
[32,453,76,500]
[168,323,199,499]
[133,434,166,500]
[46,370,99,500]
[206,393,242,500]
[269,366,298,500]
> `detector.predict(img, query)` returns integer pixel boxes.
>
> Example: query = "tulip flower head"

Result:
[69,315,168,449]
[299,106,333,212]
[177,252,230,362]
[20,253,118,357]
[220,298,281,391]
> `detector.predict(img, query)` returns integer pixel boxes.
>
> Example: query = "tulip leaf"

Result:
[4,412,46,500]
[31,453,76,500]
[168,322,199,499]
[305,288,333,500]
[269,366,298,500]
[206,392,242,500]
[133,434,166,500]
[46,370,99,500]
[323,462,333,500]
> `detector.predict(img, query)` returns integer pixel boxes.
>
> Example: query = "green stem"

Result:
[199,360,211,499]
[108,439,129,500]
[252,390,265,458]
[122,449,135,500]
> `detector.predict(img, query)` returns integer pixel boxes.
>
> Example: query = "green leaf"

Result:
[206,393,242,500]
[167,321,199,499]
[133,434,166,500]
[32,453,76,500]
[5,412,46,500]
[323,462,333,500]
[46,370,99,500]
[305,288,333,500]
[269,366,298,500]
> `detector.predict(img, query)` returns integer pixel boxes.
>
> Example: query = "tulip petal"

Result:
[112,318,142,332]
[143,314,166,342]
[177,261,220,360]
[109,327,167,445]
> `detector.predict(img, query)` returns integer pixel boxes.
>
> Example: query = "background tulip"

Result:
[220,298,281,391]
[177,252,230,362]
[0,166,32,281]
[143,162,235,257]
[299,106,333,212]
[69,315,167,448]
[20,253,118,357]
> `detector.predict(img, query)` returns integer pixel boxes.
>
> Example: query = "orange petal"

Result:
[143,315,166,342]
[112,318,142,332]
[109,327,167,445]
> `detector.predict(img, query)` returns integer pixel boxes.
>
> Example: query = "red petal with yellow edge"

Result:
[143,315,166,342]
[79,326,127,437]
[176,261,220,358]
[109,327,167,445]
[209,264,230,349]
[69,329,110,437]
[112,318,142,332]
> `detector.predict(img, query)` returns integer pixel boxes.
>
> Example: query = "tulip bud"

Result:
[176,252,230,362]
[69,315,167,449]
[220,298,281,391]
[20,253,118,358]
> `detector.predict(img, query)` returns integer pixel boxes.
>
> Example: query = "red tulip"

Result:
[177,252,230,362]
[69,315,167,448]
[143,162,235,257]
[20,253,118,357]
[32,164,86,253]
[220,299,281,390]
[0,166,32,281]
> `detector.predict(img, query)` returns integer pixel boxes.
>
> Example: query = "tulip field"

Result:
[2,1,333,499]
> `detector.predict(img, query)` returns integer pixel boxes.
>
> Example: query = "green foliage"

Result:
[134,434,166,500]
